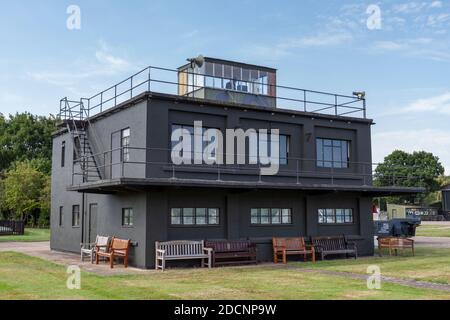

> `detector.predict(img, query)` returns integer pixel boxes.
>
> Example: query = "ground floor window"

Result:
[318,209,353,224]
[250,208,292,225]
[170,208,220,226]
[72,205,80,227]
[122,208,134,227]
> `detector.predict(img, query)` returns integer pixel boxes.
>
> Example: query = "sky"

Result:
[0,0,449,173]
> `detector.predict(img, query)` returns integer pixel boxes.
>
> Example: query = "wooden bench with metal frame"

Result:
[378,237,415,256]
[155,240,212,271]
[205,240,257,267]
[272,237,315,264]
[311,236,358,260]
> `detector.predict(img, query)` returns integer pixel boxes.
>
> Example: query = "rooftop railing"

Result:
[59,65,367,121]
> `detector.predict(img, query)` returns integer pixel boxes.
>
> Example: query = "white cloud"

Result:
[393,2,429,14]
[372,37,450,62]
[295,33,353,47]
[372,128,450,174]
[29,40,135,91]
[379,92,450,117]
[242,32,352,60]
[427,13,450,26]
[430,1,443,8]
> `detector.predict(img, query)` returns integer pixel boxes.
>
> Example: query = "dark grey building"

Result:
[50,57,421,268]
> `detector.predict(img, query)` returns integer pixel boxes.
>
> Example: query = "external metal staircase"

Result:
[59,98,102,183]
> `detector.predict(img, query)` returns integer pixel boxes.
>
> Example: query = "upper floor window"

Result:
[170,208,220,226]
[316,138,349,168]
[122,208,134,227]
[318,209,353,224]
[73,136,81,161]
[250,208,292,225]
[171,124,218,162]
[59,206,64,227]
[121,128,130,162]
[72,205,80,227]
[61,141,66,167]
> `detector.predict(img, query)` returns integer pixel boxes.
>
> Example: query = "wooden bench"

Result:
[96,237,131,268]
[205,240,257,267]
[272,237,315,264]
[311,236,358,260]
[155,240,212,271]
[378,237,415,256]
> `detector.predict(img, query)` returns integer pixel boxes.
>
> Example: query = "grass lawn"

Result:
[292,248,450,285]
[0,228,50,243]
[0,251,450,300]
[416,225,450,237]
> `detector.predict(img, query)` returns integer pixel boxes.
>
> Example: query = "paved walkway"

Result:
[285,267,450,292]
[0,241,152,276]
[413,236,450,248]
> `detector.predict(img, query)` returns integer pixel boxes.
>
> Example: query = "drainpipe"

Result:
[81,192,85,245]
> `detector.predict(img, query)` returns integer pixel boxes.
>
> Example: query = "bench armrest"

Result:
[346,241,357,249]
[94,244,108,251]
[204,247,213,255]
[156,249,166,258]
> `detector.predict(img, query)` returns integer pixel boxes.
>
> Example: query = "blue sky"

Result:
[0,0,449,172]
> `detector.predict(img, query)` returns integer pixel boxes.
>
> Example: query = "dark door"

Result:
[88,203,98,243]
[111,131,121,178]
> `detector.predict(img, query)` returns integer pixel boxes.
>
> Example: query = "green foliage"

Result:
[374,150,445,205]
[0,160,50,223]
[0,112,55,225]
[0,112,56,173]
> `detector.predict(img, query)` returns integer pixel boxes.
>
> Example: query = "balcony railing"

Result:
[59,65,367,122]
[71,147,423,189]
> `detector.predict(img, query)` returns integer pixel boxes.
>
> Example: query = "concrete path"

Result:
[284,267,450,292]
[413,236,450,248]
[0,241,153,276]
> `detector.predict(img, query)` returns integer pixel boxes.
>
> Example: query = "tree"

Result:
[0,112,56,173]
[374,150,445,205]
[0,161,49,223]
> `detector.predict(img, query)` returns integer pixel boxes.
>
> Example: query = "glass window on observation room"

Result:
[72,205,80,227]
[316,138,350,168]
[121,128,130,162]
[122,208,133,227]
[170,208,220,226]
[318,209,353,224]
[251,208,292,225]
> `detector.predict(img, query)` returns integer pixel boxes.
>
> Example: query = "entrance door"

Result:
[88,204,98,243]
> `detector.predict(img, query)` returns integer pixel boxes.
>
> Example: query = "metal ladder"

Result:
[61,98,102,183]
